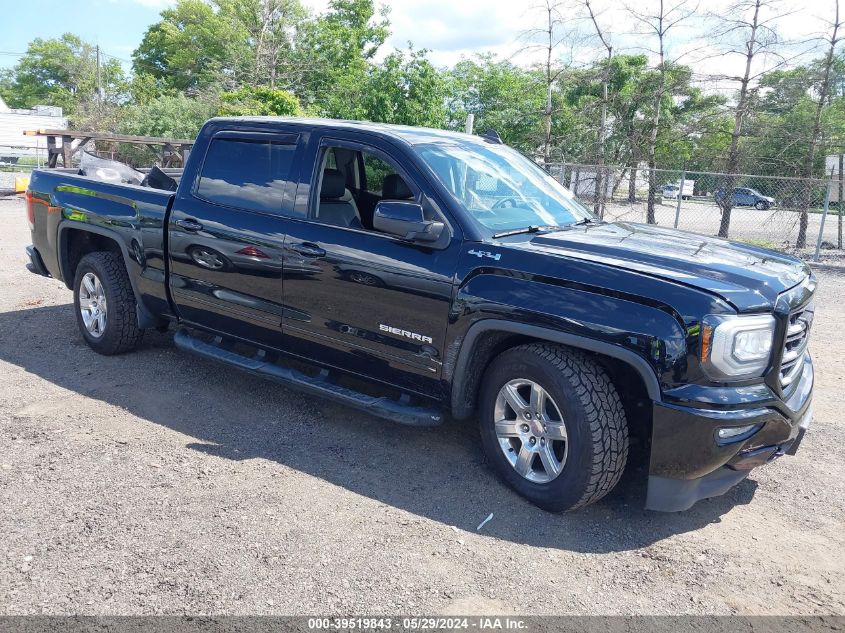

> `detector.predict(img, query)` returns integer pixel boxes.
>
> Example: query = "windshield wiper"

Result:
[492,225,565,239]
[570,217,601,226]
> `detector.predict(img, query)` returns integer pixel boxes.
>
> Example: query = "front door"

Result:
[168,130,300,348]
[280,134,462,398]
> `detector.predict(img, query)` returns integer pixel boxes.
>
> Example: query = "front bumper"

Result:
[646,355,813,512]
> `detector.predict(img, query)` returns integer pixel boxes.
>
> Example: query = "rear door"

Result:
[168,130,300,348]
[280,132,463,398]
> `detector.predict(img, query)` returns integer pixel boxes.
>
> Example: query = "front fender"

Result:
[445,273,689,418]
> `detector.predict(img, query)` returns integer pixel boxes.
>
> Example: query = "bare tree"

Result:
[627,0,699,224]
[223,0,305,88]
[710,0,792,237]
[797,0,843,247]
[518,1,581,164]
[584,0,613,216]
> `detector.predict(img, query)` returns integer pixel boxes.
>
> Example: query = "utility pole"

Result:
[585,0,612,217]
[838,153,843,249]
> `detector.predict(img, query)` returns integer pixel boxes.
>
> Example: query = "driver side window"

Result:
[312,144,418,231]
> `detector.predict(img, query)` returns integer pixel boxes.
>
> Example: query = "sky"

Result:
[1,0,839,89]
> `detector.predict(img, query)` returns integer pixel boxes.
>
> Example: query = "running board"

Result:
[173,329,443,427]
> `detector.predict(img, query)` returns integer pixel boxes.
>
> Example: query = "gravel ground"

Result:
[603,199,845,257]
[0,195,843,616]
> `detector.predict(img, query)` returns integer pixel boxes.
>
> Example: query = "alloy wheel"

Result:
[79,272,107,338]
[493,379,568,483]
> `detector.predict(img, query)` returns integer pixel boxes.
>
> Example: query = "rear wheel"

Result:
[479,343,628,512]
[73,251,143,355]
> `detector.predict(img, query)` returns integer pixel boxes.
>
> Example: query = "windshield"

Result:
[413,141,594,232]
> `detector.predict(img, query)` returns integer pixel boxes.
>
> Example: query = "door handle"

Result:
[291,243,326,257]
[175,218,203,231]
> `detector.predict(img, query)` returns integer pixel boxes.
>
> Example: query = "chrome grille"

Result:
[780,307,812,388]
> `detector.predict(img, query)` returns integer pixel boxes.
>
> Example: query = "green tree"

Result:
[759,67,816,116]
[364,47,446,127]
[218,85,302,115]
[445,55,546,152]
[128,72,162,107]
[608,56,659,202]
[653,74,726,169]
[216,0,308,88]
[132,0,249,93]
[294,0,390,117]
[119,93,216,139]
[117,93,217,166]
[0,33,125,114]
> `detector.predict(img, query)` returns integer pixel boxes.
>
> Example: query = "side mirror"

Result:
[373,201,445,243]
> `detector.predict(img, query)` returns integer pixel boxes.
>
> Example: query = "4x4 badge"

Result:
[468,249,501,261]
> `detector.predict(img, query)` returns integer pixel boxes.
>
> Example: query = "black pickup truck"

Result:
[24,117,815,512]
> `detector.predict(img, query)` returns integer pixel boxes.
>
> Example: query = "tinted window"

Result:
[363,154,396,194]
[196,138,296,214]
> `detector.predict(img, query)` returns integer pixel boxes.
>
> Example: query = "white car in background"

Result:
[662,180,695,200]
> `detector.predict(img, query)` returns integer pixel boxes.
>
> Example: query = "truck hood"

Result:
[522,222,811,311]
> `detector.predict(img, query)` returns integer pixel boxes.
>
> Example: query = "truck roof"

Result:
[206,116,489,147]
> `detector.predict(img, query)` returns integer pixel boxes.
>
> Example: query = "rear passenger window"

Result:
[196,137,296,214]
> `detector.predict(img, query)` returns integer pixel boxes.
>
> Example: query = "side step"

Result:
[173,329,443,427]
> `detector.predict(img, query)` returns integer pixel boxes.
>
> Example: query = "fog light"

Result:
[798,404,813,430]
[716,424,759,443]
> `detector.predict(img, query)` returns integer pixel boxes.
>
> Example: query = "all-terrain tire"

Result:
[479,343,628,512]
[73,251,143,355]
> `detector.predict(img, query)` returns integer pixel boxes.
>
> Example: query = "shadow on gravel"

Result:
[0,303,759,553]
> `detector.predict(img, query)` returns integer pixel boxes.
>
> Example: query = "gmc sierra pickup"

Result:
[25,117,815,512]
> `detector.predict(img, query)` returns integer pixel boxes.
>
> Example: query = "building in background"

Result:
[0,95,68,165]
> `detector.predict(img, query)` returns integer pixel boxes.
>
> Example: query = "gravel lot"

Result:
[0,195,843,616]
[602,199,845,255]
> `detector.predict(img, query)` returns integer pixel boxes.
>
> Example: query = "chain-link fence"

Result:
[548,163,845,253]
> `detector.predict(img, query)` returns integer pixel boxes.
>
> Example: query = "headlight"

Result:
[701,314,775,380]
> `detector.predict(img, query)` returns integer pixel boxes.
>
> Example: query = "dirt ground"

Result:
[0,195,843,616]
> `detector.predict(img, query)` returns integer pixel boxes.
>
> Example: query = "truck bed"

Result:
[27,168,175,322]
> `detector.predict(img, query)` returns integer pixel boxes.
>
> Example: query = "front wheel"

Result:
[754,200,769,210]
[479,344,628,512]
[73,251,143,355]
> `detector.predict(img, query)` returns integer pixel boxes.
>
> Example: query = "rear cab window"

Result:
[195,133,298,214]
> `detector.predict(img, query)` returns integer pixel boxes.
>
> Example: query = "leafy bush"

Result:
[119,93,216,139]
[116,94,216,166]
[218,87,302,117]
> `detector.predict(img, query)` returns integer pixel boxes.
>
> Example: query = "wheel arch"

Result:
[58,222,160,329]
[449,320,662,422]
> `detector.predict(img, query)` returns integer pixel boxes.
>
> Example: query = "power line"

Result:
[0,48,132,64]
[101,51,133,65]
